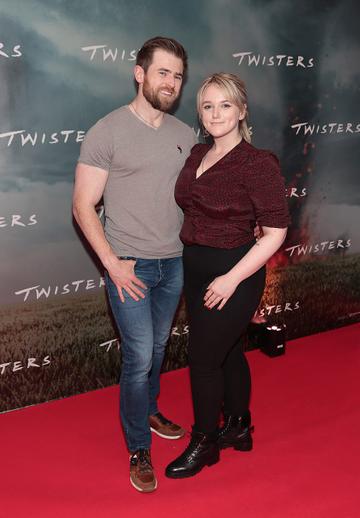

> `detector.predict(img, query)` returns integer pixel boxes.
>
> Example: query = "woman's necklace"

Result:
[200,154,207,176]
[196,154,207,179]
[129,103,161,129]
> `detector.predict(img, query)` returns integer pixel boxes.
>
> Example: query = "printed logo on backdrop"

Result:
[291,122,360,136]
[285,239,351,257]
[232,52,314,68]
[0,42,22,59]
[14,277,105,302]
[0,356,50,375]
[0,214,37,229]
[81,45,138,62]
[338,311,360,322]
[99,325,189,352]
[285,187,307,199]
[99,338,120,352]
[254,301,300,318]
[0,130,85,147]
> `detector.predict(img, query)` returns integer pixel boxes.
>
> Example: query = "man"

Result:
[73,36,197,493]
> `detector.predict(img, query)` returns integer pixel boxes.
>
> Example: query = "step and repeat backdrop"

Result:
[1,0,359,412]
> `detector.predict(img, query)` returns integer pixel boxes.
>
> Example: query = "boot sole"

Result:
[130,475,158,493]
[218,426,254,451]
[150,427,185,440]
[165,453,220,479]
[219,442,253,451]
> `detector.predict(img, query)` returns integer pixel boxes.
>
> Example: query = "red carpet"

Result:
[1,324,359,518]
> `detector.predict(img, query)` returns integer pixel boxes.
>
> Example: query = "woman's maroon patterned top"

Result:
[175,140,290,249]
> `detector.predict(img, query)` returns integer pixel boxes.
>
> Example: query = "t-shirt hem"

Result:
[113,250,183,260]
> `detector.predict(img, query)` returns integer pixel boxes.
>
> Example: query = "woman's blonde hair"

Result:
[196,72,251,143]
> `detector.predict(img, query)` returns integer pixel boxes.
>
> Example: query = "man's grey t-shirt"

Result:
[78,106,197,259]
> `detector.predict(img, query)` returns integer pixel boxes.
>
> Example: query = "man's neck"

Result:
[130,94,164,128]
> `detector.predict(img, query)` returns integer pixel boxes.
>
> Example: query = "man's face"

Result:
[141,49,184,112]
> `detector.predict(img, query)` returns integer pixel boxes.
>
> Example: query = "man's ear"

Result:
[134,65,145,85]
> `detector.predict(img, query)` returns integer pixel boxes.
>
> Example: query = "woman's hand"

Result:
[204,273,240,310]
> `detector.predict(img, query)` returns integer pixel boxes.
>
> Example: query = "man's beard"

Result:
[143,77,177,112]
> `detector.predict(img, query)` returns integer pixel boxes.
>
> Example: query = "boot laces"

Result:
[178,434,205,461]
[130,448,153,473]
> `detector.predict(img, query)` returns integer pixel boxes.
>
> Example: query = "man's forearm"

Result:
[73,203,116,269]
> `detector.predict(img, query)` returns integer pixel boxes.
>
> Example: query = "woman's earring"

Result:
[200,122,209,137]
[198,117,210,139]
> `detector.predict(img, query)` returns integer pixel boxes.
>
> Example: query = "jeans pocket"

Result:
[133,259,158,288]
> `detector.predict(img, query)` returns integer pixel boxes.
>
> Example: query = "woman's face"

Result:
[199,84,245,141]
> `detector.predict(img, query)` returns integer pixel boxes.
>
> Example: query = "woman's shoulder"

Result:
[241,141,279,168]
[190,142,209,155]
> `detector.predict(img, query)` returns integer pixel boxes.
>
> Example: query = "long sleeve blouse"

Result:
[175,140,290,249]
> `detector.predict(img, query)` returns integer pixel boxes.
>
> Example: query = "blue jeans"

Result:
[105,257,183,452]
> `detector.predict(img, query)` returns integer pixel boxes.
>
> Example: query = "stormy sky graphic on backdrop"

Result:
[0,0,359,304]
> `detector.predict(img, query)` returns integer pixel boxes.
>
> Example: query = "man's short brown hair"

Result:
[136,36,188,76]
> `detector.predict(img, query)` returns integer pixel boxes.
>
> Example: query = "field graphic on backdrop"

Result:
[1,0,359,412]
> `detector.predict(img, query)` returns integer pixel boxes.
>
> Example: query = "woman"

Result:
[165,73,290,479]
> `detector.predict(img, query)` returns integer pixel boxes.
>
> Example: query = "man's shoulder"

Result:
[95,105,130,128]
[80,106,130,159]
[83,106,131,143]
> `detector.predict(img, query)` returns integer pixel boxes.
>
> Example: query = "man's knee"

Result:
[121,354,153,383]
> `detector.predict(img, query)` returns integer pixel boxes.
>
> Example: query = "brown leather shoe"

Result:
[149,412,185,439]
[129,449,157,493]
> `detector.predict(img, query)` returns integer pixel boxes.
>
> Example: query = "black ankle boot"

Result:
[165,429,220,479]
[217,412,254,451]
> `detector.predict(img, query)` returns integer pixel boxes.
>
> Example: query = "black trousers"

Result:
[183,242,266,433]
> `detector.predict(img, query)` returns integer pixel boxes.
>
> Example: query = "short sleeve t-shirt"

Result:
[78,106,197,259]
